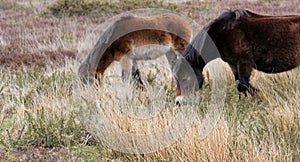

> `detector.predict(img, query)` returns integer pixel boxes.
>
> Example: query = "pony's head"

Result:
[181,9,252,93]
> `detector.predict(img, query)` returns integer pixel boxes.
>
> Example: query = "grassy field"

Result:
[0,0,300,161]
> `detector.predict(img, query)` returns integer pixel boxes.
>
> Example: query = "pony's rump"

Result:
[78,13,193,87]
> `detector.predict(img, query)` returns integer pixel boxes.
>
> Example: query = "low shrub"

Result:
[47,0,180,17]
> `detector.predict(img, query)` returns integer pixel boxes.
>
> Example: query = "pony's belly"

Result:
[131,44,173,60]
[253,48,300,73]
[255,60,298,73]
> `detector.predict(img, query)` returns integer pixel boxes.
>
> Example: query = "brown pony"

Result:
[182,9,300,97]
[78,13,193,102]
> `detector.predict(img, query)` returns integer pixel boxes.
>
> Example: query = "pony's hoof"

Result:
[238,91,247,99]
[248,85,259,96]
[134,83,145,91]
[237,83,259,99]
[237,83,247,94]
[175,96,187,106]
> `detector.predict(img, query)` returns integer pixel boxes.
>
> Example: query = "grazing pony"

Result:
[78,13,193,102]
[183,9,300,97]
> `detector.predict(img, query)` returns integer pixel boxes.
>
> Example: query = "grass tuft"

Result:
[46,0,180,17]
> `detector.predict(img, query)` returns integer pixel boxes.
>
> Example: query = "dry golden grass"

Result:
[0,0,300,161]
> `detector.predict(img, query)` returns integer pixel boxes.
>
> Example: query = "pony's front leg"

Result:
[94,51,114,85]
[237,59,258,97]
[230,63,244,99]
[130,59,145,90]
[229,64,239,81]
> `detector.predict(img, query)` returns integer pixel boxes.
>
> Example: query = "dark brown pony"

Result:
[182,9,300,97]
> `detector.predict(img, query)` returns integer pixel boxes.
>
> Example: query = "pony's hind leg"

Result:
[120,53,145,90]
[236,59,258,97]
[95,51,114,85]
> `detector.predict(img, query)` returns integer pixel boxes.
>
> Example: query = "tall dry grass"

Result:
[0,0,299,161]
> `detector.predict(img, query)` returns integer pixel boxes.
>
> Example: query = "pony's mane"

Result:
[232,9,262,20]
[212,9,261,23]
